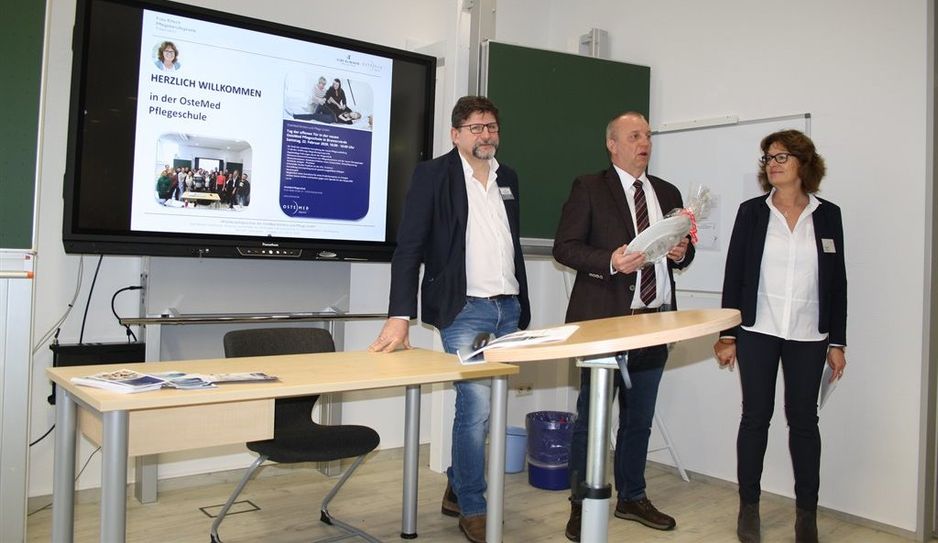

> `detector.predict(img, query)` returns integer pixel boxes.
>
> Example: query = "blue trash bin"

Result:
[525,411,575,490]
[505,426,527,473]
[527,458,570,490]
[525,411,575,465]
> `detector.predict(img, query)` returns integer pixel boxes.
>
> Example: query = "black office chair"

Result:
[211,327,381,543]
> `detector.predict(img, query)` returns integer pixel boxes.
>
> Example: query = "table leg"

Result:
[51,387,77,543]
[486,375,508,543]
[401,384,420,539]
[100,410,129,543]
[136,323,162,504]
[581,367,614,543]
[133,456,157,504]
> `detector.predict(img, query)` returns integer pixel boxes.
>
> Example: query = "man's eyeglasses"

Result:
[759,152,795,165]
[457,122,499,134]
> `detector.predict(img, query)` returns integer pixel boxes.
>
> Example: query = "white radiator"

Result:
[0,250,35,543]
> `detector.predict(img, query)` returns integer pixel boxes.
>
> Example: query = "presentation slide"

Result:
[129,9,393,242]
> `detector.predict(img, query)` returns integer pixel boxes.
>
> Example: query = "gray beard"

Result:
[473,142,497,160]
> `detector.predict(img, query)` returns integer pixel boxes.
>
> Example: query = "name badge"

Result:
[821,238,836,253]
[499,186,514,200]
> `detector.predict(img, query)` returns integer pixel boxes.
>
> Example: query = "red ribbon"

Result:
[676,209,698,245]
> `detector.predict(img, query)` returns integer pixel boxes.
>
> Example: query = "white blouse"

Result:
[742,190,826,341]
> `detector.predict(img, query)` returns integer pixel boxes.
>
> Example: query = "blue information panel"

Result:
[279,120,373,220]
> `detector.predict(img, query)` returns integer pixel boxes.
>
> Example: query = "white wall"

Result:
[491,0,930,533]
[27,0,931,534]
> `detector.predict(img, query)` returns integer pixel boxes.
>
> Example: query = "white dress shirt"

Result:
[613,165,672,309]
[742,189,826,341]
[460,154,519,298]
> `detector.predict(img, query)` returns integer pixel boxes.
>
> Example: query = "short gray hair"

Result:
[605,111,648,140]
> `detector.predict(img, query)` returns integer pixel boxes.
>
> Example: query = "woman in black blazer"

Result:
[713,130,847,543]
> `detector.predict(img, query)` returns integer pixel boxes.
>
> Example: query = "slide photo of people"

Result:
[153,134,252,211]
[282,72,374,131]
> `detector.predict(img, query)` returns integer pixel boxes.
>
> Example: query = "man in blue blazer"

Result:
[370,96,530,543]
[554,112,694,541]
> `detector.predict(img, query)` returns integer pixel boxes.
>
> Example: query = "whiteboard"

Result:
[650,114,810,293]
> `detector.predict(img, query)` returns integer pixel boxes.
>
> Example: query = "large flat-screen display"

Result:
[63,0,435,261]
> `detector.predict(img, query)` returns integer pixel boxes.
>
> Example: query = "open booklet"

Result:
[71,369,279,393]
[456,325,579,365]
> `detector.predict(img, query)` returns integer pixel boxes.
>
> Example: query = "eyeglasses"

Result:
[457,122,499,134]
[760,152,795,165]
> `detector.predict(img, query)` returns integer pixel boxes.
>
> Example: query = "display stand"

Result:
[483,308,741,543]
[119,310,386,503]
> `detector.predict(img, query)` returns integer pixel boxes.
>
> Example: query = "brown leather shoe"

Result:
[614,497,676,530]
[458,515,486,543]
[441,481,459,517]
[737,502,761,542]
[564,502,582,541]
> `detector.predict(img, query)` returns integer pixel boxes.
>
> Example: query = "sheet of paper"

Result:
[818,364,839,409]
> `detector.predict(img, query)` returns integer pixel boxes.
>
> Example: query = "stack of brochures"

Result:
[70,369,167,393]
[456,325,579,364]
[70,369,280,393]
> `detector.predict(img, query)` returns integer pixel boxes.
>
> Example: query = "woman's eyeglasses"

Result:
[759,152,794,165]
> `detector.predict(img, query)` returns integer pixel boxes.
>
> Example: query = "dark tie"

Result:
[633,179,656,306]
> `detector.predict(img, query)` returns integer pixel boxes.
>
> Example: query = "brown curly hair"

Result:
[757,129,826,193]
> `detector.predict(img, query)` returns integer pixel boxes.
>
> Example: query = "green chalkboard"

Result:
[0,0,44,249]
[482,41,650,243]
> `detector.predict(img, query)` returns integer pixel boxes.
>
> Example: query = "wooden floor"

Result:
[27,446,910,542]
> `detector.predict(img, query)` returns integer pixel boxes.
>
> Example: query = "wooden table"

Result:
[484,309,741,543]
[180,191,221,206]
[119,311,388,504]
[47,349,518,543]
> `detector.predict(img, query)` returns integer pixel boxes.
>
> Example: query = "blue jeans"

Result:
[569,345,667,502]
[439,295,521,518]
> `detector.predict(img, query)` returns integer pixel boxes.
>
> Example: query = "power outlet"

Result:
[515,383,534,396]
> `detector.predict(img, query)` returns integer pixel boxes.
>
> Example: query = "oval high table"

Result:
[482,308,741,543]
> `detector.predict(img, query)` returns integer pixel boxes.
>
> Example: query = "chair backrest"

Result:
[223,327,335,428]
[223,327,335,358]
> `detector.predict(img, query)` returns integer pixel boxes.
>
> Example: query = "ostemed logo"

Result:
[281,200,309,216]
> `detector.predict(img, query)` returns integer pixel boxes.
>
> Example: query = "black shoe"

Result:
[441,481,460,517]
[737,502,761,543]
[614,497,676,530]
[795,507,818,543]
[564,502,581,542]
